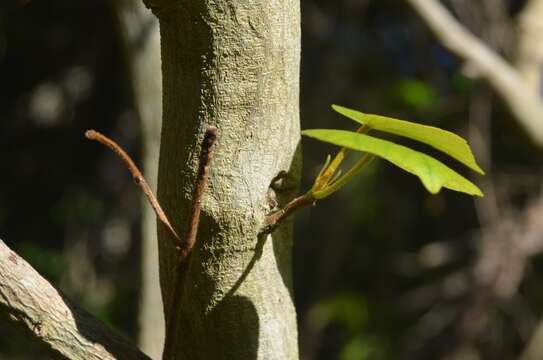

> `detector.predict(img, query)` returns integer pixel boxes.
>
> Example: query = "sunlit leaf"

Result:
[331,105,484,174]
[302,129,483,196]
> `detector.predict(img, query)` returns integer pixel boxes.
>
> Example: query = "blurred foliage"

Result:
[392,79,440,111]
[309,293,369,334]
[340,335,384,360]
[50,189,105,226]
[17,242,66,282]
[0,0,140,358]
[308,293,389,359]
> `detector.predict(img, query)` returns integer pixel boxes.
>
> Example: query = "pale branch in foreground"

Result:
[0,239,150,360]
[406,0,543,148]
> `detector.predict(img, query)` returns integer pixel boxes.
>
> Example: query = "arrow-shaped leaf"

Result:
[302,129,483,196]
[332,105,484,175]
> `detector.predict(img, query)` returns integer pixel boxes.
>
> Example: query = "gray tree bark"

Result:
[145,0,302,359]
[115,1,165,358]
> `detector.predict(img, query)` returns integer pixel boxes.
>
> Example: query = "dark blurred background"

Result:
[2,0,543,359]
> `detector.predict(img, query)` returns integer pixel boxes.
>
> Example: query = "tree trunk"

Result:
[146,1,301,359]
[115,1,166,358]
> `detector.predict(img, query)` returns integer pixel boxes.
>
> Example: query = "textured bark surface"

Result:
[150,0,301,359]
[0,239,150,360]
[116,1,165,358]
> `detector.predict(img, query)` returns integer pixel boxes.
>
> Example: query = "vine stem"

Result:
[86,126,218,359]
[176,125,218,262]
[85,129,182,249]
[163,126,218,359]
[260,193,315,235]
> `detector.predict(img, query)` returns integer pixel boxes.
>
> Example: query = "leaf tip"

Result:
[473,188,484,197]
[474,165,485,175]
[424,183,442,195]
[331,104,349,114]
[458,185,484,197]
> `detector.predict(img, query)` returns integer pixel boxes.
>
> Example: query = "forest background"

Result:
[1,0,543,359]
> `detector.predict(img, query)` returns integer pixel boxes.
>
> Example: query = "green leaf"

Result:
[331,105,484,174]
[302,129,483,196]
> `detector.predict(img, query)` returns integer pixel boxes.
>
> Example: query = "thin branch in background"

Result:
[163,125,218,359]
[450,0,482,34]
[85,129,182,250]
[515,0,543,93]
[480,0,513,53]
[468,88,501,226]
[405,0,543,148]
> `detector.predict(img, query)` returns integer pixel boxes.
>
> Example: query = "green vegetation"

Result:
[303,105,484,199]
